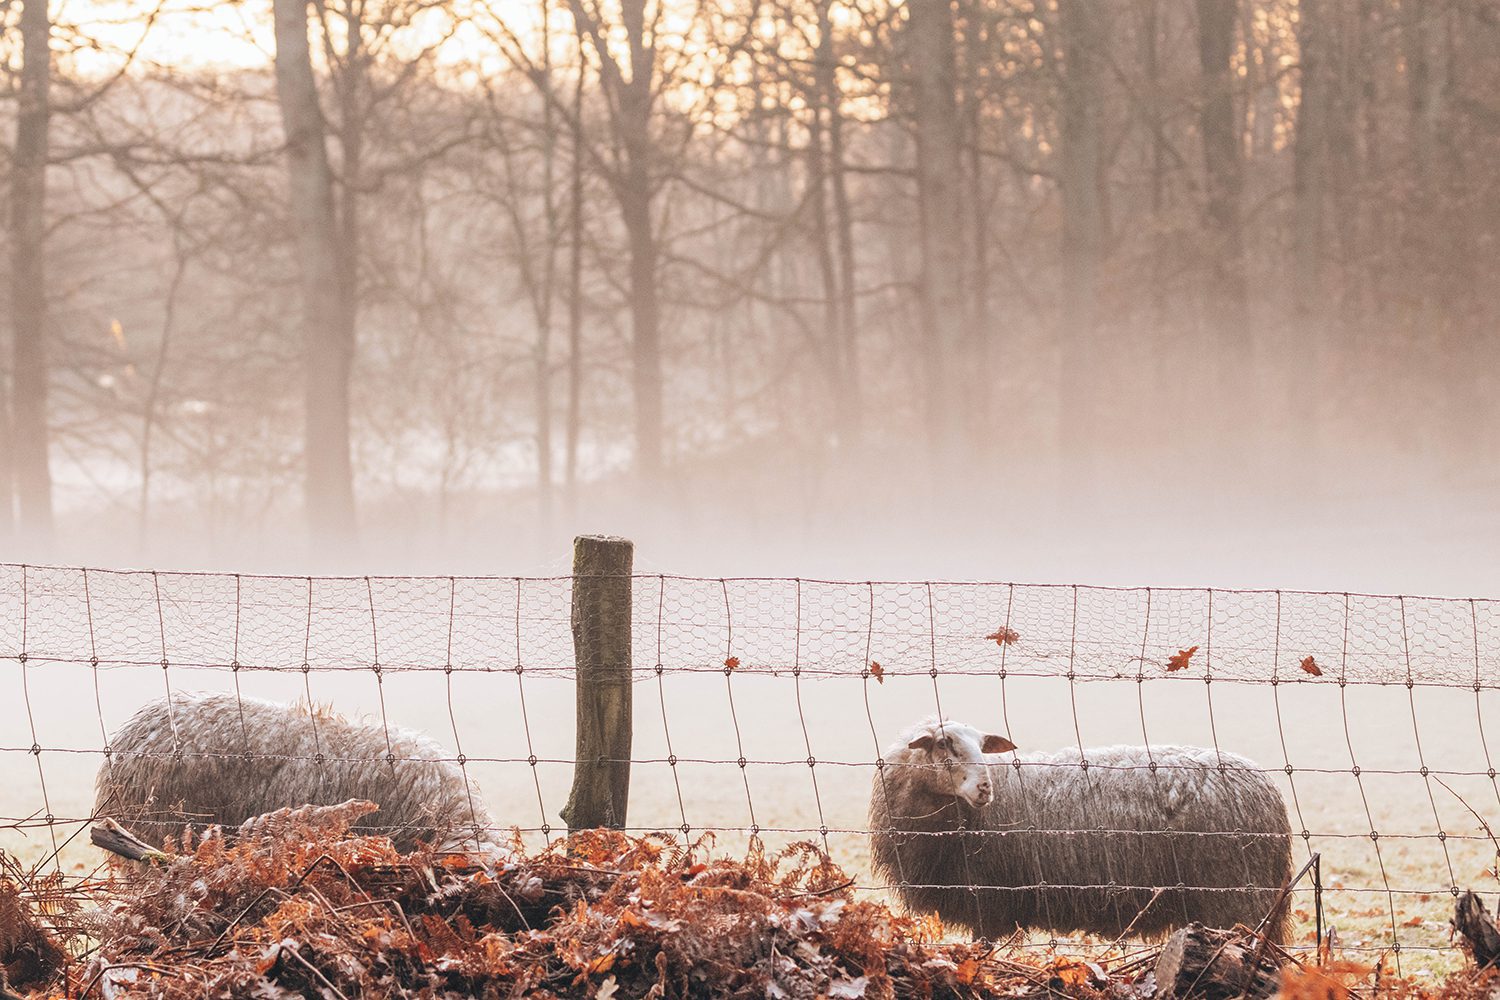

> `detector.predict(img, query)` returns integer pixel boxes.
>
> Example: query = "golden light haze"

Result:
[70,0,554,76]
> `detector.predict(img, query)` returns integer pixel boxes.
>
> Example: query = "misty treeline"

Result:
[1,0,1496,562]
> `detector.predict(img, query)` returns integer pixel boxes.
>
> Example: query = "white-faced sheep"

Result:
[95,692,504,855]
[870,717,1293,941]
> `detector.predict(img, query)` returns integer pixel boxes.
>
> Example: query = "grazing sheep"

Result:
[95,691,504,854]
[870,717,1293,941]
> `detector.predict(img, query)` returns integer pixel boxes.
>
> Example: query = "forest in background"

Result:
[0,0,1496,581]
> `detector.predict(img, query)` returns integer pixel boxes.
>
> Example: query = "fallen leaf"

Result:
[1167,645,1199,671]
[913,911,945,943]
[1048,958,1091,986]
[596,974,619,1000]
[1300,655,1322,676]
[869,661,884,684]
[1402,915,1423,927]
[954,958,980,984]
[828,976,869,998]
[724,656,740,671]
[255,945,281,975]
[985,627,1020,646]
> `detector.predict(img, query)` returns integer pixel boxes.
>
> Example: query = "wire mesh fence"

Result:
[4,558,1500,968]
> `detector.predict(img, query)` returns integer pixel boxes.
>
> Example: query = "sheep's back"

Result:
[95,692,494,852]
[981,744,1292,938]
[1005,744,1288,836]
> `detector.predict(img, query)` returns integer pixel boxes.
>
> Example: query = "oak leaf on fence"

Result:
[869,661,883,684]
[724,656,740,671]
[1167,646,1199,671]
[985,627,1020,646]
[1300,656,1322,676]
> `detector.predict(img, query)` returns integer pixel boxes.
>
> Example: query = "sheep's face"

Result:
[897,720,1015,811]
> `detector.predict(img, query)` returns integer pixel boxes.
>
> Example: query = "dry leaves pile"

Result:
[0,866,67,994]
[4,801,1136,1000]
[7,802,1500,1000]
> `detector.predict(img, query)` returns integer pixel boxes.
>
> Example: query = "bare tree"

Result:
[567,0,668,484]
[907,0,967,463]
[273,0,357,548]
[138,236,191,550]
[1195,0,1246,349]
[1054,0,1107,458]
[564,55,588,507]
[1292,0,1330,317]
[812,0,861,446]
[10,0,54,544]
[483,71,565,521]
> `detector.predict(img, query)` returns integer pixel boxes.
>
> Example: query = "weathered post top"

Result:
[573,534,634,568]
[560,534,634,833]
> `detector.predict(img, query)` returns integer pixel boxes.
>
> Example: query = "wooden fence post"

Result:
[561,534,634,832]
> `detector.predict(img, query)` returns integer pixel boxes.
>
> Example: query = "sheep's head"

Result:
[888,717,1015,811]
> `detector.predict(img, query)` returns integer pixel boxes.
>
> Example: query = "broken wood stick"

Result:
[1154,923,1282,1000]
[90,819,170,865]
[1454,891,1500,968]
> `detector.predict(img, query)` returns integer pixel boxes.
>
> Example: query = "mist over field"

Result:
[0,0,1490,596]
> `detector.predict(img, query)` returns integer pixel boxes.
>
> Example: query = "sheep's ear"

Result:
[981,734,1017,754]
[907,734,936,752]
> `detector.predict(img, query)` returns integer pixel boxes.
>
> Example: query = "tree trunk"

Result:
[907,0,967,466]
[138,248,189,552]
[565,56,586,510]
[1194,0,1242,347]
[963,7,991,420]
[534,5,557,523]
[806,83,841,417]
[1288,0,1332,481]
[817,0,860,448]
[568,0,663,486]
[1292,0,1329,317]
[10,0,53,546]
[273,0,357,551]
[1142,0,1168,324]
[1403,7,1445,190]
[1055,0,1107,463]
[1195,0,1249,405]
[620,181,662,485]
[621,0,663,487]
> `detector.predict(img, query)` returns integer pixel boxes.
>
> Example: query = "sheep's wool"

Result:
[869,717,1293,942]
[96,692,502,854]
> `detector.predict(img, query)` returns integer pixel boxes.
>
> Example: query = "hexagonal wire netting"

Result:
[4,562,1500,969]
